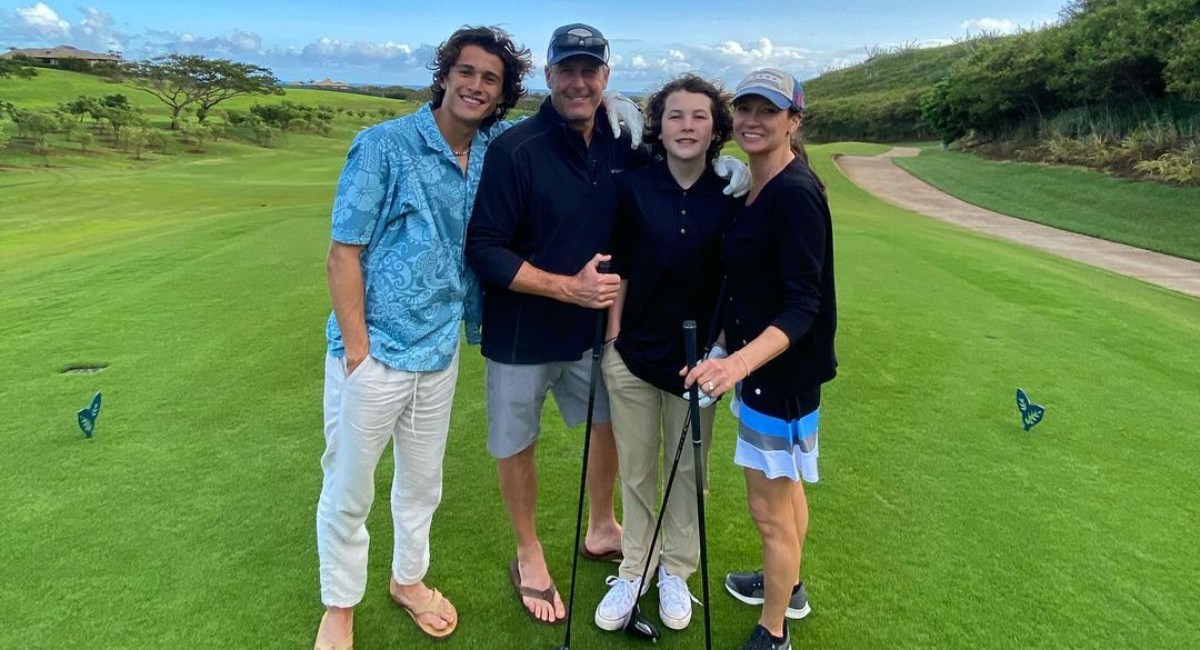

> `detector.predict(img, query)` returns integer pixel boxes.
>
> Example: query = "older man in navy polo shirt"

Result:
[466,22,644,625]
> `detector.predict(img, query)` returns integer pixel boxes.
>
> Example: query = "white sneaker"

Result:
[657,566,699,630]
[595,576,642,631]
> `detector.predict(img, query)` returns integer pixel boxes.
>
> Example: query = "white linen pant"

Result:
[316,350,459,607]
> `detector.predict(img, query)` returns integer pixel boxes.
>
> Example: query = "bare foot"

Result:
[584,521,623,558]
[514,549,566,623]
[390,578,457,634]
[315,606,352,649]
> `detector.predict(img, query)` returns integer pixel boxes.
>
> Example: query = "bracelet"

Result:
[734,350,752,378]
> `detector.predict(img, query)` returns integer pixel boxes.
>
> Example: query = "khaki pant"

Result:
[602,346,714,581]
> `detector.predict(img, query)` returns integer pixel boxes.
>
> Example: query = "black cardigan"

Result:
[722,157,837,418]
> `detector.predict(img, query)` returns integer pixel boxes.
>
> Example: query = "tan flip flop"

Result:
[392,587,458,639]
[314,612,353,650]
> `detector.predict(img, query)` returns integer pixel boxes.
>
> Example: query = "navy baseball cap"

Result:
[547,23,609,65]
[733,68,805,112]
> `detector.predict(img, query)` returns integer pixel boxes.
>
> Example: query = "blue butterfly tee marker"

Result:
[77,391,101,438]
[1016,388,1045,431]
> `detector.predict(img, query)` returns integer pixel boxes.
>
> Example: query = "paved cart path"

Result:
[834,147,1200,299]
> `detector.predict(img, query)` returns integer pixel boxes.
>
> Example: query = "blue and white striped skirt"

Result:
[730,389,820,483]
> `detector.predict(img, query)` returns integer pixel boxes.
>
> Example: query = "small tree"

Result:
[77,130,94,153]
[146,130,170,154]
[103,106,147,147]
[0,130,10,154]
[126,126,149,158]
[180,122,214,151]
[17,111,59,154]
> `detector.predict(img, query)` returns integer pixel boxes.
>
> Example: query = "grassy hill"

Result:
[803,40,988,143]
[0,68,412,113]
[0,69,419,170]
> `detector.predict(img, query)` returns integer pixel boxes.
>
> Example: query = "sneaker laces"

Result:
[657,570,702,609]
[600,575,640,612]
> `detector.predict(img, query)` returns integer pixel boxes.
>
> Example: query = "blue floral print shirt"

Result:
[326,103,511,371]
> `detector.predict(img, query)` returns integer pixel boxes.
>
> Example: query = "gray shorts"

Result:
[485,352,611,459]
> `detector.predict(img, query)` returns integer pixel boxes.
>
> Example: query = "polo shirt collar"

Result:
[538,97,617,141]
[650,157,726,195]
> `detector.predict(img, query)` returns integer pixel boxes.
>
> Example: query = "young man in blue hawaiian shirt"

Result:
[313,27,532,649]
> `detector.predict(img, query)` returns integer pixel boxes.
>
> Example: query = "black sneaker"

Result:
[741,624,791,650]
[724,570,811,619]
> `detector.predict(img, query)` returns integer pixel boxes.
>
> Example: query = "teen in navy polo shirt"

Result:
[684,68,837,650]
[594,74,735,633]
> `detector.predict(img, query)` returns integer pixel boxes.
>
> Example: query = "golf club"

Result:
[683,320,714,650]
[555,259,611,650]
[623,303,726,644]
[622,403,692,643]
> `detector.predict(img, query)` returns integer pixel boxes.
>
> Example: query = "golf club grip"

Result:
[590,258,612,360]
[683,319,698,371]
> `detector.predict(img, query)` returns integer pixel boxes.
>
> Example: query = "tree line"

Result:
[917,0,1200,183]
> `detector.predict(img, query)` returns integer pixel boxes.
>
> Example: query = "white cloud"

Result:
[164,29,263,56]
[300,37,414,62]
[631,54,647,69]
[76,7,123,52]
[3,2,71,40]
[960,18,1019,34]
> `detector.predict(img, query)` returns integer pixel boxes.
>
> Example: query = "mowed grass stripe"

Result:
[1,123,1198,649]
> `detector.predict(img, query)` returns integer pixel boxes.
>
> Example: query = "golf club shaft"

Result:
[560,260,611,649]
[683,321,713,650]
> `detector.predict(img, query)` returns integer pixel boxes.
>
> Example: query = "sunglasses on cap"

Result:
[548,26,609,64]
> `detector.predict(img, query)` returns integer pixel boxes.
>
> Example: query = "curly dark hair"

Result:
[427,26,532,128]
[643,73,733,162]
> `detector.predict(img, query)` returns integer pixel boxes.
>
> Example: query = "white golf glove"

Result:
[683,343,728,408]
[713,156,751,197]
[603,90,644,149]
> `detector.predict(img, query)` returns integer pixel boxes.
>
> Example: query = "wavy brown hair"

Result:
[428,26,532,128]
[643,73,733,162]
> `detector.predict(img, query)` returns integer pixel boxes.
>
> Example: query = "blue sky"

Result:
[1,1,1067,90]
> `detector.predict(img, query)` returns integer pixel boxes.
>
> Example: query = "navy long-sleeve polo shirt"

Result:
[611,160,735,393]
[723,157,837,418]
[466,98,649,364]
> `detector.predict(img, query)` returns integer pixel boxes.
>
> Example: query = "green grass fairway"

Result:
[2,93,1199,648]
[893,147,1200,262]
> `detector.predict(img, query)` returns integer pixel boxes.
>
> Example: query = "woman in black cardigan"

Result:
[683,68,836,650]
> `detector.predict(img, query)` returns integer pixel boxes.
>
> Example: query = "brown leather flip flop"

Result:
[391,588,457,639]
[578,541,623,563]
[508,557,562,626]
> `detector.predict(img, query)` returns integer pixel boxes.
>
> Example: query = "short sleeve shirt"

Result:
[326,103,512,371]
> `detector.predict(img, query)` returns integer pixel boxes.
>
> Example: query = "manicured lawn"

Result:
[2,80,1199,648]
[893,147,1200,261]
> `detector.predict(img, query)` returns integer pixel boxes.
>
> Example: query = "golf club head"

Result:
[623,605,661,643]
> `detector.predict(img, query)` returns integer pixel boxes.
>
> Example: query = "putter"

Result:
[683,320,714,650]
[555,260,612,650]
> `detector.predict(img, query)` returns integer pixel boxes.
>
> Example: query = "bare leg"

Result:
[316,606,352,646]
[498,443,566,623]
[584,421,623,554]
[792,479,809,585]
[745,468,800,638]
